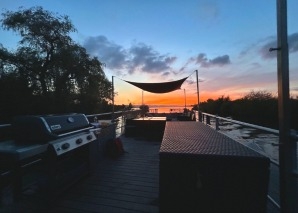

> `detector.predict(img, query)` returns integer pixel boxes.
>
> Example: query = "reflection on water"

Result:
[134,106,193,114]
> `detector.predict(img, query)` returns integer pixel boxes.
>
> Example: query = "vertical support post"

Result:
[112,76,115,122]
[206,115,210,125]
[196,70,200,122]
[196,70,200,112]
[184,89,186,109]
[215,117,220,131]
[276,0,297,212]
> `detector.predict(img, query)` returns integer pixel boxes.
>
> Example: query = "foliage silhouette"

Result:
[195,91,298,130]
[0,7,113,123]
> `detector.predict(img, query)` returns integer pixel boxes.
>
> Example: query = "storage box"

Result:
[159,122,270,213]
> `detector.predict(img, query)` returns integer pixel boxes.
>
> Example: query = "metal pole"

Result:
[184,89,186,109]
[196,70,199,111]
[196,70,201,121]
[112,76,115,122]
[275,0,297,212]
[142,90,144,105]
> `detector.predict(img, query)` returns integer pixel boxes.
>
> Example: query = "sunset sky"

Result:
[1,0,298,107]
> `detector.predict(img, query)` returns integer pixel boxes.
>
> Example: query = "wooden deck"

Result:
[1,125,280,213]
[47,136,160,213]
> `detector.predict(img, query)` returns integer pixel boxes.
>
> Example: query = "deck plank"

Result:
[47,136,160,213]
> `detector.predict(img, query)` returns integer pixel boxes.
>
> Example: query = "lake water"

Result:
[133,105,193,114]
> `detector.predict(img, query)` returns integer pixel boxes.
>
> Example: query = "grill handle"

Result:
[58,126,94,137]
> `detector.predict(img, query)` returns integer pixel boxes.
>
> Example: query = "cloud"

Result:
[83,35,127,70]
[194,53,231,67]
[83,36,176,74]
[128,43,177,74]
[161,71,171,77]
[288,32,298,53]
[259,32,298,59]
[259,37,277,59]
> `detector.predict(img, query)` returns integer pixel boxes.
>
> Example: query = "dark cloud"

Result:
[194,53,231,67]
[209,55,230,66]
[128,43,177,74]
[259,37,277,59]
[196,53,208,64]
[83,36,176,74]
[259,32,298,59]
[83,35,127,70]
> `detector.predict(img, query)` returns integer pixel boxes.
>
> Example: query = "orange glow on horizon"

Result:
[113,77,244,107]
[114,89,240,106]
[113,75,244,107]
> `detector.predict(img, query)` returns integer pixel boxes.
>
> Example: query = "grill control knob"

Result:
[86,135,93,140]
[76,138,83,144]
[61,143,70,150]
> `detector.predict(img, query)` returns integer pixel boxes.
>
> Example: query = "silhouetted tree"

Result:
[128,103,133,110]
[0,7,112,122]
[242,90,274,100]
[139,104,149,116]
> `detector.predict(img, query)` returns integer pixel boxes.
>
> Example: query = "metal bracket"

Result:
[269,47,281,52]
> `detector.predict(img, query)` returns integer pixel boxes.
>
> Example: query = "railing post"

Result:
[206,115,210,125]
[215,116,220,130]
[199,111,202,122]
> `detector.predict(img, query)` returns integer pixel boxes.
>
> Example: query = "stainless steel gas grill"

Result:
[0,114,100,203]
[12,114,92,144]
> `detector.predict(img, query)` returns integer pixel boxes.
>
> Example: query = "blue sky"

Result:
[1,0,297,105]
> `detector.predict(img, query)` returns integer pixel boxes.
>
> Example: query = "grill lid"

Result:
[12,114,91,144]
